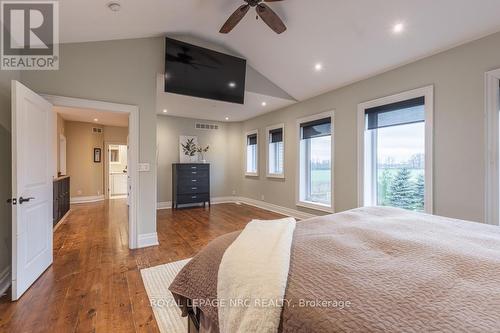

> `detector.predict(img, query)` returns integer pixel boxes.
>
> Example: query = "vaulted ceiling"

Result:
[60,0,500,103]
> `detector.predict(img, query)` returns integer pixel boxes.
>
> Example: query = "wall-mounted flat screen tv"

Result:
[165,37,247,104]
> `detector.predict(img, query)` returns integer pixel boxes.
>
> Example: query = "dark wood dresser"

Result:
[172,163,210,209]
[53,176,70,227]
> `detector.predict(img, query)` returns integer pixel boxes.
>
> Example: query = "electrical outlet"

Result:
[77,189,82,195]
[261,195,265,201]
[232,190,236,195]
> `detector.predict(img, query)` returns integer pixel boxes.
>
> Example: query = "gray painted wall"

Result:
[238,31,500,223]
[157,115,242,203]
[0,28,498,279]
[20,37,164,236]
[0,71,20,278]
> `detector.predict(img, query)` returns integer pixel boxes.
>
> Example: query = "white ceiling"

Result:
[55,106,129,127]
[59,0,500,104]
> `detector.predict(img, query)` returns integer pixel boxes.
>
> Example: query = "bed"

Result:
[169,206,500,332]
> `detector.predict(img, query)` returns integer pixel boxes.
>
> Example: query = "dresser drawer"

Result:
[178,174,209,188]
[178,184,209,194]
[177,193,209,204]
[177,164,209,172]
[177,169,209,179]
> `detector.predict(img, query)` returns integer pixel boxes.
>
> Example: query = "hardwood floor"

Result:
[0,200,283,333]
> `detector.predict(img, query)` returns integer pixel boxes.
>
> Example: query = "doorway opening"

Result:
[10,81,140,301]
[43,94,139,248]
[106,144,128,200]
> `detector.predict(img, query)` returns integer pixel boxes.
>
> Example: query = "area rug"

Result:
[141,258,191,333]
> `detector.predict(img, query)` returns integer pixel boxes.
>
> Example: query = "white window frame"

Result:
[266,123,285,179]
[357,85,434,214]
[485,68,500,226]
[245,129,259,177]
[296,110,335,213]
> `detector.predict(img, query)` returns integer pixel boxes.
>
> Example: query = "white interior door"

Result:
[11,81,54,300]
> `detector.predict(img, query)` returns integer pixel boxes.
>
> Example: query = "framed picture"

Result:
[94,148,101,163]
[179,135,198,163]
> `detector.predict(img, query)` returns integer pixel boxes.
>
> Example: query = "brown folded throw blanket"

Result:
[170,207,500,332]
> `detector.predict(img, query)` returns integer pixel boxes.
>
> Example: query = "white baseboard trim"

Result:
[157,197,236,210]
[53,209,71,232]
[0,266,11,297]
[236,197,317,220]
[138,233,159,248]
[70,195,105,204]
[110,195,127,200]
[157,196,318,220]
[157,201,172,210]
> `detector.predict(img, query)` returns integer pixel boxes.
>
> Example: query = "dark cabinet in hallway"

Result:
[53,176,70,227]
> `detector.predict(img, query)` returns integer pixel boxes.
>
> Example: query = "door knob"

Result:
[19,197,35,204]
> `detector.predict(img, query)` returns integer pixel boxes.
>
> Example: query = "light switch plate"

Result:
[138,163,150,172]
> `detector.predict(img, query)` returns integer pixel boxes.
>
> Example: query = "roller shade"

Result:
[269,128,283,143]
[247,133,257,146]
[300,117,331,140]
[365,96,425,130]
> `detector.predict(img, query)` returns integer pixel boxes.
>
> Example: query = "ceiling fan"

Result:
[220,0,287,34]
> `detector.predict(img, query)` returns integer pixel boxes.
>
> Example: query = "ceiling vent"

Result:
[92,127,103,134]
[195,123,219,130]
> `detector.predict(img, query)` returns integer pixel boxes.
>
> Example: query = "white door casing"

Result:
[42,94,140,249]
[485,69,500,225]
[59,134,67,175]
[11,81,54,300]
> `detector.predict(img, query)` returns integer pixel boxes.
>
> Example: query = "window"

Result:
[358,86,433,213]
[267,124,284,178]
[110,147,120,164]
[297,112,333,212]
[246,130,258,176]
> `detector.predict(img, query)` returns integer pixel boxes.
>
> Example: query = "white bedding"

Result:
[217,217,296,333]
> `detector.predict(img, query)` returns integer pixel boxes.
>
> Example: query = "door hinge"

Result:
[7,198,17,205]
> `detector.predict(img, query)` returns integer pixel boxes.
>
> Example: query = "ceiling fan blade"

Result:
[220,4,250,34]
[264,0,284,2]
[256,4,287,34]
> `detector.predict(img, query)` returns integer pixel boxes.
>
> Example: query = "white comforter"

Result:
[217,217,296,333]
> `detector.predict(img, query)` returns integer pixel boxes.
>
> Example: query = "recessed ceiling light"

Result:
[163,109,168,113]
[225,117,229,121]
[314,63,323,72]
[393,22,405,34]
[107,2,121,12]
[93,118,99,122]
[228,82,236,88]
[261,102,267,107]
